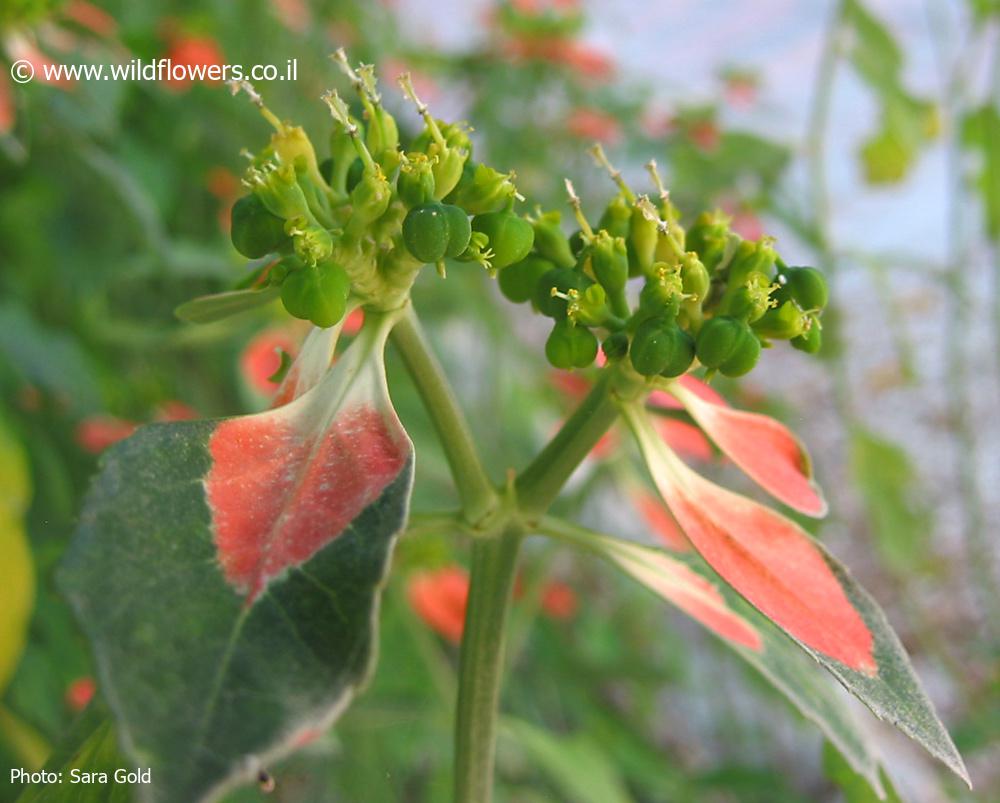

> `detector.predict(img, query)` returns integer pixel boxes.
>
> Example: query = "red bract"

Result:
[647,374,727,411]
[0,73,13,135]
[65,676,96,711]
[607,540,761,651]
[407,566,469,644]
[343,308,365,336]
[240,329,299,396]
[155,401,199,422]
[653,418,713,462]
[633,489,691,552]
[630,410,874,673]
[207,404,408,602]
[669,382,827,517]
[162,34,224,92]
[566,107,622,145]
[541,580,578,620]
[75,416,137,453]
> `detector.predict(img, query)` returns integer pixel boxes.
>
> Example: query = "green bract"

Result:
[230,194,290,259]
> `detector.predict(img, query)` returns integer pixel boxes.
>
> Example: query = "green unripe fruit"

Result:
[440,204,472,258]
[602,331,630,361]
[230,194,290,259]
[719,327,761,377]
[791,322,822,354]
[696,315,745,369]
[402,203,451,263]
[499,256,554,304]
[753,300,808,339]
[397,153,437,208]
[472,212,535,270]
[534,267,591,318]
[280,260,351,328]
[545,320,598,370]
[631,316,694,377]
[782,266,828,310]
[679,252,710,303]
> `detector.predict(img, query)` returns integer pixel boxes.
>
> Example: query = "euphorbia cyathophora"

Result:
[59,52,969,803]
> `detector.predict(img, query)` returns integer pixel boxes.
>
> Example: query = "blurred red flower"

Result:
[75,416,137,453]
[566,107,622,145]
[240,329,299,396]
[541,581,578,620]
[162,33,224,92]
[65,676,96,712]
[407,566,469,644]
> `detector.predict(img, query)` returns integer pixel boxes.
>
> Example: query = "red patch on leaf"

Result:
[654,451,873,672]
[407,566,469,644]
[206,405,408,601]
[673,387,827,517]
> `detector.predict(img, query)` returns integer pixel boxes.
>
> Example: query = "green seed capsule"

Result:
[631,316,694,377]
[782,266,828,310]
[280,260,351,328]
[230,194,290,259]
[719,327,761,377]
[440,204,472,258]
[791,322,822,354]
[402,203,451,263]
[534,267,591,318]
[499,256,555,304]
[472,211,535,270]
[545,320,598,370]
[600,332,628,362]
[695,315,745,369]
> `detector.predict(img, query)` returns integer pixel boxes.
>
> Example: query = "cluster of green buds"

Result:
[498,146,829,378]
[226,51,536,326]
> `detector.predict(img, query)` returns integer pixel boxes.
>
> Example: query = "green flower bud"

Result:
[695,315,745,369]
[534,267,592,319]
[285,217,334,266]
[598,194,631,239]
[447,163,518,215]
[545,319,598,370]
[412,120,472,200]
[727,236,776,286]
[269,124,326,194]
[472,211,534,270]
[454,230,493,270]
[530,210,576,269]
[349,166,392,224]
[397,152,437,208]
[230,194,290,258]
[602,331,630,362]
[719,326,761,377]
[280,259,351,328]
[248,161,312,222]
[562,283,615,328]
[781,266,828,310]
[630,316,694,377]
[498,255,553,304]
[628,202,659,276]
[720,271,777,323]
[753,300,809,339]
[639,262,686,318]
[685,210,731,273]
[679,252,710,303]
[590,230,630,317]
[791,320,822,354]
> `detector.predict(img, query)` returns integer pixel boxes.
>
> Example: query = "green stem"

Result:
[452,527,524,803]
[390,305,498,524]
[515,368,623,517]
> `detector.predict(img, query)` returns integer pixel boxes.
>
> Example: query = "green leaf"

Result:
[961,104,1000,240]
[58,314,414,803]
[823,741,903,803]
[842,0,903,89]
[174,287,280,324]
[0,418,33,695]
[16,711,131,803]
[541,518,885,795]
[622,406,969,787]
[849,427,929,571]
[502,718,634,803]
